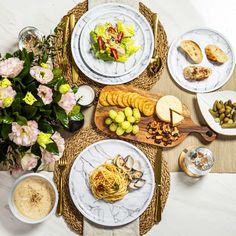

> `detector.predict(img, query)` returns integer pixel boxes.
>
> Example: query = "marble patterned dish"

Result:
[168,28,235,93]
[80,12,145,77]
[71,3,154,85]
[69,139,155,226]
[197,90,236,136]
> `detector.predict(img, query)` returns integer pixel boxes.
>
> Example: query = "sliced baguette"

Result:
[205,44,228,63]
[180,40,203,64]
[183,66,212,81]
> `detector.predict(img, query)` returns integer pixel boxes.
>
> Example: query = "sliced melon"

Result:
[156,95,184,125]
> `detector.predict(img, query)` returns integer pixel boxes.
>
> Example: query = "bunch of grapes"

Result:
[105,107,141,136]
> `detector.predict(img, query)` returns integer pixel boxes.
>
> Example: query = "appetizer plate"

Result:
[71,3,154,85]
[197,90,236,136]
[168,28,235,93]
[69,139,155,226]
[80,12,146,77]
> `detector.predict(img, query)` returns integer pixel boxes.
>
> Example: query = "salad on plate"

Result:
[90,21,140,62]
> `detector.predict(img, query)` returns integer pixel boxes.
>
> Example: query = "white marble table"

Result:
[0,0,236,235]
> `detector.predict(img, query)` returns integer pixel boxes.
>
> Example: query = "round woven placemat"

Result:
[52,0,168,92]
[54,127,170,235]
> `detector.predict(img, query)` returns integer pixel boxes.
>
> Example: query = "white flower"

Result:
[0,86,16,108]
[21,152,39,171]
[9,120,39,147]
[41,131,65,164]
[37,85,53,105]
[58,90,76,114]
[30,66,53,84]
[0,57,24,78]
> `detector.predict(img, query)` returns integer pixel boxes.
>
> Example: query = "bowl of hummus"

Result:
[8,173,58,224]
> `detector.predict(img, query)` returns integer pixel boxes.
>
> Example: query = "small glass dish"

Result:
[18,26,43,53]
[179,146,215,177]
[75,84,96,107]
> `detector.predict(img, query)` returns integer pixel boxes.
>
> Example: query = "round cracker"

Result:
[142,101,155,116]
[130,93,140,108]
[112,91,122,105]
[106,92,116,106]
[122,92,132,107]
[134,96,145,109]
[117,92,126,107]
[99,91,109,106]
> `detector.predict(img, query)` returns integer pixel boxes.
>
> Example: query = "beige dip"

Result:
[13,177,55,220]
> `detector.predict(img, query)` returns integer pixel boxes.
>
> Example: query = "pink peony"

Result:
[0,86,16,108]
[37,85,53,105]
[9,120,39,147]
[41,131,65,164]
[21,152,39,171]
[58,90,76,114]
[0,57,24,78]
[30,66,53,84]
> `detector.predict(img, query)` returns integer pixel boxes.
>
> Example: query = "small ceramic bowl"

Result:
[8,173,58,224]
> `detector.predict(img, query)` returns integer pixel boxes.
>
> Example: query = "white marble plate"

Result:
[71,3,154,85]
[80,12,145,77]
[168,28,235,93]
[197,90,236,136]
[69,139,155,226]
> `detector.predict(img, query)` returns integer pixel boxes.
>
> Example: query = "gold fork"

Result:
[57,158,67,216]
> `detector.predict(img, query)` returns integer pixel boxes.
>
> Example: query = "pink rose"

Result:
[37,85,53,105]
[58,90,76,114]
[9,120,39,147]
[21,152,39,171]
[0,57,24,78]
[30,66,53,84]
[41,131,65,164]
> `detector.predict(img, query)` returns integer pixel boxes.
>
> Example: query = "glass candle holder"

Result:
[179,146,215,177]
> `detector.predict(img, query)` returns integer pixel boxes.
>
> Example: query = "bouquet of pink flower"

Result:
[0,49,84,172]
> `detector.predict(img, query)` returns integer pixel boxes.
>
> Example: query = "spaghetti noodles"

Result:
[89,163,129,203]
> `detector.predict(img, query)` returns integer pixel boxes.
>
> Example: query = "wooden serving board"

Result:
[94,85,216,148]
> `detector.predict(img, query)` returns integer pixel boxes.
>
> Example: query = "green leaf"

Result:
[70,112,84,121]
[23,105,38,119]
[26,81,37,93]
[31,143,42,158]
[46,141,59,155]
[0,142,9,163]
[53,91,62,103]
[0,114,14,124]
[13,77,26,89]
[14,112,27,125]
[11,97,21,113]
[38,119,54,134]
[5,53,13,59]
[1,124,11,139]
[53,105,69,128]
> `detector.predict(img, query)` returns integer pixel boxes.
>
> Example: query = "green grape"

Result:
[133,108,141,121]
[117,111,125,119]
[127,116,136,123]
[132,125,139,135]
[105,117,112,125]
[109,123,118,132]
[109,110,117,120]
[115,114,125,123]
[121,121,131,130]
[125,126,133,133]
[116,127,125,136]
[124,107,132,117]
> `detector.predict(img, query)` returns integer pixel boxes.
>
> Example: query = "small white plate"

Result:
[197,90,236,136]
[80,11,145,77]
[168,28,235,93]
[69,139,155,226]
[71,3,154,85]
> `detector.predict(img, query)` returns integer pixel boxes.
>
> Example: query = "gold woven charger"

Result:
[54,127,170,235]
[53,0,168,92]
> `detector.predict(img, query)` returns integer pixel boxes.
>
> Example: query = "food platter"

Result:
[71,3,154,85]
[95,85,217,147]
[168,28,235,93]
[69,139,155,226]
[197,90,236,136]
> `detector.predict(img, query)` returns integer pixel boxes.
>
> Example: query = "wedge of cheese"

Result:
[156,95,184,125]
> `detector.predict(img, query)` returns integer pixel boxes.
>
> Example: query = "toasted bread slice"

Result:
[180,40,203,64]
[205,44,228,63]
[183,66,212,81]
